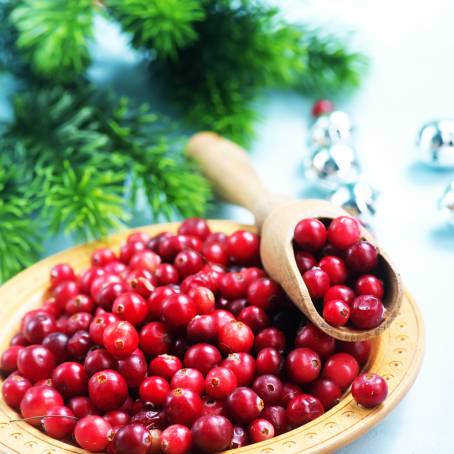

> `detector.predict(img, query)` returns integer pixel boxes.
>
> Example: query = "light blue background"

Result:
[2,1,454,452]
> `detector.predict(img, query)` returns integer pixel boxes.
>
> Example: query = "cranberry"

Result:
[79,267,105,294]
[158,235,191,262]
[308,378,342,410]
[356,275,384,299]
[218,320,254,353]
[2,375,32,408]
[337,339,372,366]
[117,352,147,388]
[50,263,76,288]
[286,394,324,427]
[205,367,238,400]
[171,368,205,395]
[155,263,180,286]
[149,354,182,380]
[256,348,283,376]
[120,241,146,264]
[178,218,210,240]
[67,330,92,360]
[52,280,80,308]
[227,230,260,265]
[192,415,233,452]
[254,327,286,353]
[103,321,139,358]
[112,423,152,454]
[322,352,359,390]
[237,306,269,334]
[96,282,130,310]
[23,313,57,344]
[303,267,330,299]
[188,286,215,314]
[247,277,280,311]
[103,410,131,428]
[261,405,287,434]
[160,424,192,454]
[311,99,334,117]
[345,241,378,273]
[293,218,327,251]
[140,322,171,357]
[130,250,161,272]
[324,285,356,306]
[205,231,228,245]
[222,352,256,386]
[253,374,283,405]
[66,312,93,335]
[56,315,69,333]
[1,346,22,374]
[91,274,123,300]
[147,286,179,320]
[161,294,196,329]
[227,298,248,316]
[286,348,321,385]
[230,425,248,448]
[165,387,202,426]
[112,292,148,326]
[17,345,55,382]
[280,382,301,407]
[187,315,217,343]
[68,396,98,418]
[323,299,351,326]
[174,249,204,278]
[104,261,128,275]
[89,312,119,345]
[352,373,388,407]
[202,242,229,266]
[184,343,222,376]
[201,396,225,417]
[89,369,128,411]
[327,216,361,249]
[20,385,64,426]
[219,272,248,300]
[128,231,151,245]
[10,333,29,347]
[52,361,87,398]
[84,348,115,377]
[139,376,170,407]
[181,272,215,294]
[295,251,317,274]
[319,256,348,285]
[212,309,235,332]
[226,387,264,424]
[248,417,275,442]
[131,408,166,430]
[350,295,384,329]
[295,324,336,360]
[42,405,76,439]
[20,309,49,333]
[42,297,62,318]
[74,415,112,452]
[66,294,94,315]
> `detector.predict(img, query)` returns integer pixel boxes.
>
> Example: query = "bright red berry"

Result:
[192,415,233,452]
[149,354,182,381]
[327,216,361,250]
[161,294,196,329]
[103,321,139,358]
[42,405,76,439]
[218,320,254,353]
[350,295,384,329]
[293,218,327,251]
[165,387,203,426]
[17,345,55,382]
[205,367,238,400]
[226,387,264,425]
[89,369,128,411]
[140,376,171,407]
[171,368,205,395]
[286,394,324,427]
[355,274,384,299]
[322,352,359,390]
[74,415,112,452]
[352,373,388,407]
[248,418,275,443]
[160,424,192,454]
[303,267,330,299]
[227,230,260,265]
[323,299,351,326]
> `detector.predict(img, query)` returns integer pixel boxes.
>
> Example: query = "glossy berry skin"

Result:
[53,281,81,309]
[322,353,359,390]
[165,387,203,426]
[68,396,98,418]
[222,352,256,386]
[352,373,388,407]
[303,267,330,299]
[10,333,29,347]
[67,330,92,360]
[327,216,361,250]
[148,286,179,320]
[149,355,182,381]
[226,387,264,425]
[2,375,32,408]
[160,424,192,454]
[248,418,275,443]
[129,276,157,301]
[188,287,215,314]
[238,306,270,333]
[184,344,222,376]
[50,263,76,288]
[200,396,225,418]
[227,230,260,265]
[42,405,76,439]
[311,99,334,117]
[139,376,170,407]
[112,423,152,454]
[308,378,342,410]
[280,382,301,407]
[17,345,55,382]
[323,299,351,326]
[23,312,57,344]
[192,415,233,452]
[295,251,317,274]
[345,241,378,273]
[219,272,248,300]
[293,218,327,251]
[116,352,147,388]
[20,385,64,426]
[131,409,166,430]
[261,405,287,434]
[89,312,119,345]
[66,312,93,336]
[350,295,384,329]
[286,348,321,385]
[103,321,139,358]
[356,274,384,299]
[212,309,235,332]
[218,320,254,353]
[1,346,22,374]
[171,368,205,395]
[324,285,356,307]
[254,327,286,353]
[178,218,211,240]
[103,410,130,428]
[205,367,238,400]
[319,256,348,285]
[89,370,128,411]
[174,249,205,278]
[113,293,148,326]
[187,315,217,343]
[255,348,283,376]
[140,322,171,357]
[130,250,161,272]
[337,339,372,366]
[66,294,94,315]
[286,394,324,427]
[295,324,336,360]
[247,278,280,311]
[253,374,283,405]
[161,294,197,329]
[155,263,180,286]
[95,281,130,310]
[74,415,112,452]
[202,242,229,267]
[79,267,105,294]
[84,348,115,377]
[91,247,117,267]
[52,361,87,398]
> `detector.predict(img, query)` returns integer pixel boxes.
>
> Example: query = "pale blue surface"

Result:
[3,1,454,451]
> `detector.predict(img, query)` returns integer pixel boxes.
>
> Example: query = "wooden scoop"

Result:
[187,132,403,341]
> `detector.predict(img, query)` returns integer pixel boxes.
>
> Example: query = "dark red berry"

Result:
[17,345,55,382]
[20,385,64,426]
[42,405,76,439]
[295,251,317,274]
[171,368,205,395]
[67,330,92,360]
[147,286,179,321]
[255,348,283,376]
[352,373,388,407]
[95,281,130,310]
[295,324,336,360]
[247,277,280,311]
[174,249,204,278]
[192,415,233,452]
[68,396,98,418]
[248,417,275,442]
[303,267,330,299]
[50,263,76,288]
[187,315,217,343]
[205,367,238,400]
[319,255,348,284]
[116,352,147,388]
[202,242,229,266]
[188,286,215,314]
[1,346,22,374]
[227,230,260,265]
[139,376,170,407]
[253,374,283,405]
[226,387,264,425]
[184,344,222,376]
[286,348,321,385]
[2,375,32,408]
[112,423,152,454]
[238,306,270,333]
[222,352,256,386]
[89,369,128,411]
[337,339,372,366]
[350,295,384,329]
[84,349,115,377]
[160,424,192,454]
[149,354,182,381]
[280,382,301,407]
[52,280,81,309]
[308,378,342,410]
[219,272,248,300]
[66,312,93,335]
[66,294,94,315]
[261,405,287,434]
[286,394,324,427]
[89,312,119,345]
[52,361,87,398]
[254,327,286,353]
[23,312,57,344]
[178,218,211,240]
[201,396,226,417]
[324,285,356,306]
[345,241,378,273]
[140,322,171,357]
[230,425,248,449]
[161,294,196,329]
[165,387,202,426]
[293,218,327,251]
[130,250,161,272]
[155,263,180,286]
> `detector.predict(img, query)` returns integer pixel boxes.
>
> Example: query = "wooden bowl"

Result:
[0,220,424,453]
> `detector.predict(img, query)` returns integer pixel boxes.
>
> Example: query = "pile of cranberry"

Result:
[1,218,388,454]
[294,216,386,329]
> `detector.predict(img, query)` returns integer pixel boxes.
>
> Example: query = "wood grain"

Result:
[0,221,423,454]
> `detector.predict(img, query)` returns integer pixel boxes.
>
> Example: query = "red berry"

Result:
[311,99,334,117]
[129,276,155,299]
[147,286,179,320]
[178,218,211,240]
[120,241,146,264]
[323,299,351,326]
[53,280,80,309]
[227,298,248,316]
[174,249,204,278]
[112,423,152,454]
[328,216,361,250]
[95,282,130,310]
[350,295,384,329]
[303,267,330,299]
[131,408,166,430]
[319,256,348,284]
[1,346,22,374]
[17,345,55,382]
[308,378,342,410]
[23,312,57,344]
[79,267,105,294]
[227,230,260,265]
[280,382,302,407]
[116,352,147,388]
[67,330,92,360]
[202,242,229,266]
[113,292,148,326]
[212,309,235,332]
[140,376,170,407]
[42,297,62,318]
[171,368,205,395]
[184,343,222,376]
[261,405,287,434]
[91,274,123,300]
[66,312,93,335]
[52,361,87,398]
[128,231,151,245]
[89,312,119,345]
[322,352,359,390]
[248,418,275,442]
[254,327,286,353]
[20,385,64,426]
[165,387,202,426]
[130,250,161,272]
[295,324,336,360]
[42,405,76,439]
[324,285,356,306]
[10,333,29,347]
[84,349,115,377]
[253,374,283,405]
[103,410,130,428]
[295,251,317,274]
[201,396,225,417]
[219,272,248,300]
[161,294,196,329]
[188,286,215,314]
[68,396,98,418]
[218,320,254,353]
[103,321,139,358]
[247,277,280,311]
[352,373,388,407]
[140,322,171,357]
[155,263,180,286]
[74,415,112,452]
[66,294,94,315]
[222,352,256,386]
[355,274,384,299]
[294,218,327,251]
[104,261,128,276]
[192,415,233,452]
[286,348,321,385]
[89,369,128,411]
[2,375,31,408]
[337,339,372,366]
[160,424,192,454]
[255,348,283,376]
[187,315,217,343]
[50,263,76,288]
[149,354,182,381]
[345,241,378,273]
[286,394,324,427]
[238,306,270,333]
[226,387,264,424]
[91,247,117,267]
[205,367,238,400]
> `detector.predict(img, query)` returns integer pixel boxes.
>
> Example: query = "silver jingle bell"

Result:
[416,120,454,167]
[310,111,354,148]
[439,180,454,226]
[329,180,379,225]
[304,143,361,191]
